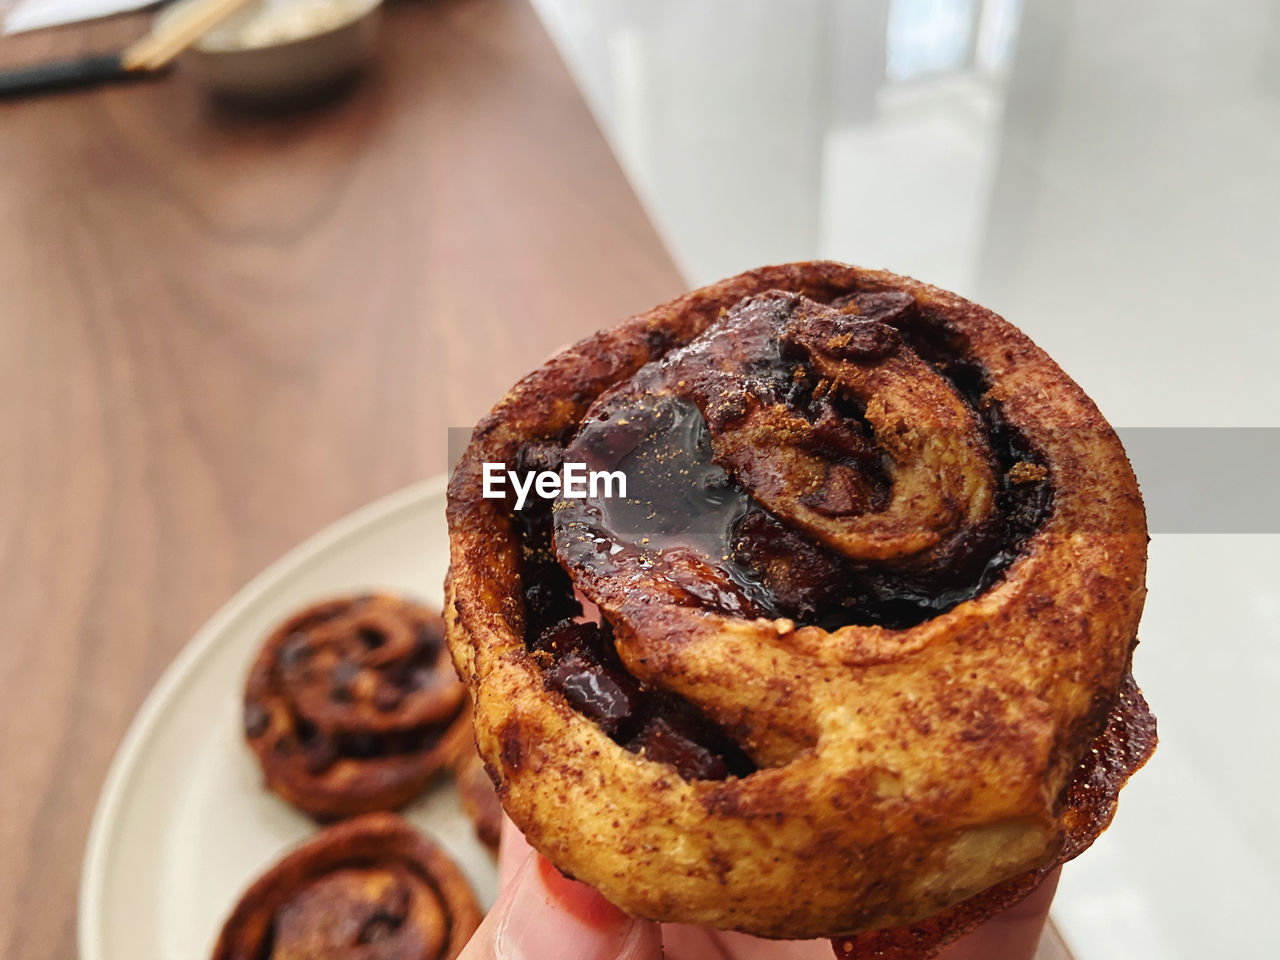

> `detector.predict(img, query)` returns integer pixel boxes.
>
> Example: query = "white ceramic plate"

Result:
[78,476,497,960]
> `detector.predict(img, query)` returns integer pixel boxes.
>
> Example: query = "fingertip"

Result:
[497,814,533,885]
[938,869,1061,960]
[1009,867,1060,919]
[533,855,630,931]
[494,852,660,960]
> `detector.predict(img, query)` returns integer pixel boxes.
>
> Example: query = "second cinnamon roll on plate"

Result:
[445,261,1156,952]
[244,593,471,819]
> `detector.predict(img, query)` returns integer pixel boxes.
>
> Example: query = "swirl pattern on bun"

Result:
[210,814,481,960]
[445,262,1155,948]
[244,594,471,819]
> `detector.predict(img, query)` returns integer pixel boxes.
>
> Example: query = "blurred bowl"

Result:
[157,0,383,101]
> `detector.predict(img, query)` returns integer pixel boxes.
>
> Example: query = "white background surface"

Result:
[530,2,1280,958]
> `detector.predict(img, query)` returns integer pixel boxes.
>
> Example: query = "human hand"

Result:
[457,816,1059,960]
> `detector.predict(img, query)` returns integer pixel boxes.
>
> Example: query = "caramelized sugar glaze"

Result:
[445,262,1155,951]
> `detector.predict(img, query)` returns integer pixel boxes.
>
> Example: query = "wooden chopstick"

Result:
[121,0,259,72]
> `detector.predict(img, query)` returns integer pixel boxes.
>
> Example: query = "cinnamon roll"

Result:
[445,262,1155,950]
[211,813,482,960]
[244,594,471,820]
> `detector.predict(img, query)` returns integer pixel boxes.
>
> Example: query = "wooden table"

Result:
[0,2,684,955]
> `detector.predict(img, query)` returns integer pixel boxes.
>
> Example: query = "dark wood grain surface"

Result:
[0,2,683,956]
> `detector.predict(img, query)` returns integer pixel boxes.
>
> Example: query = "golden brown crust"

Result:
[832,674,1155,958]
[244,594,471,820]
[210,813,482,960]
[444,261,1155,940]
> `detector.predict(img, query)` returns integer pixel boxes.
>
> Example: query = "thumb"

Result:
[457,852,663,960]
[937,868,1061,960]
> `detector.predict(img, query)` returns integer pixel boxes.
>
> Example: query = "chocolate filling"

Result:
[511,290,1054,781]
[532,618,754,780]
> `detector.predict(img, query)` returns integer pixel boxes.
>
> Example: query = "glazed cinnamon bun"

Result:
[445,262,1155,952]
[244,594,471,820]
[210,813,481,960]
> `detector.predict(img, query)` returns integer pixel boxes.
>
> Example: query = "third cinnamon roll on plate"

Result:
[211,813,481,960]
[445,261,1156,954]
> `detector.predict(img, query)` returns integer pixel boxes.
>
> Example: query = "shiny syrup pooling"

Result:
[511,455,755,780]
[513,291,1054,780]
[557,395,774,617]
[560,393,1042,629]
[557,292,1054,629]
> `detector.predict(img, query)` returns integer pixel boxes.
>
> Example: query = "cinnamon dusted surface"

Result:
[210,813,482,960]
[832,675,1155,959]
[446,261,1154,941]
